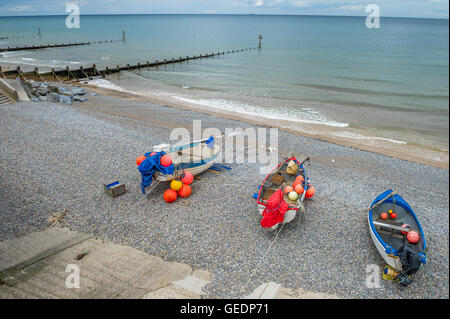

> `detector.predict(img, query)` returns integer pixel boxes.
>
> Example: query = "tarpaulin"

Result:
[138,151,174,194]
[261,189,289,228]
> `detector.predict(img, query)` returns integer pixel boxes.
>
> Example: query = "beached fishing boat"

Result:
[153,137,221,181]
[256,156,312,231]
[368,190,427,286]
[138,136,221,195]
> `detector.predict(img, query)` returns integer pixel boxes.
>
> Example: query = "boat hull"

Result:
[367,190,427,271]
[256,157,309,231]
[155,144,221,181]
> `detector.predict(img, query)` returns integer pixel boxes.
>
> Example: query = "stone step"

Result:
[0,90,12,105]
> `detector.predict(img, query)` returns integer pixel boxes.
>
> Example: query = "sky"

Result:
[0,0,448,19]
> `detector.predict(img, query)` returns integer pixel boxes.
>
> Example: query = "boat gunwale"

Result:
[256,156,308,210]
[368,190,427,258]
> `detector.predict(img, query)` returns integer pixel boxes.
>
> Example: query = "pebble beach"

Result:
[0,85,448,299]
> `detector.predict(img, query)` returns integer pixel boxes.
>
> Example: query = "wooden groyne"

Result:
[0,40,120,53]
[0,47,257,83]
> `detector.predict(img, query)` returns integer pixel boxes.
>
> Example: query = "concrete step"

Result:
[0,89,12,105]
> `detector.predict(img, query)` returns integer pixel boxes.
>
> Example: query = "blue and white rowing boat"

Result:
[368,190,427,285]
[152,136,221,182]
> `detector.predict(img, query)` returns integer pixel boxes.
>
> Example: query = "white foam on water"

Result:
[331,132,407,145]
[170,96,349,128]
[87,78,137,94]
[22,57,35,61]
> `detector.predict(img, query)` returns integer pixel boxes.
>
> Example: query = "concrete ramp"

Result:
[0,228,210,299]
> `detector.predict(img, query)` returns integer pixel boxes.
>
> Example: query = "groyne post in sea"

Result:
[0,47,258,83]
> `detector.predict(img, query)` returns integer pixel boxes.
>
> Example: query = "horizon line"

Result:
[0,13,448,20]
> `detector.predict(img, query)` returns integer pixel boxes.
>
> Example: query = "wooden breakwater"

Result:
[0,48,257,83]
[0,40,120,53]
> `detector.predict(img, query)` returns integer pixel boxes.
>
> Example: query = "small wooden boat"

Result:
[368,190,427,285]
[153,137,221,182]
[256,156,310,231]
[141,136,221,195]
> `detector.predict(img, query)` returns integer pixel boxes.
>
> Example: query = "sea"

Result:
[1,14,448,163]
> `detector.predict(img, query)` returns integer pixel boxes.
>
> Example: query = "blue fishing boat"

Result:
[368,190,427,286]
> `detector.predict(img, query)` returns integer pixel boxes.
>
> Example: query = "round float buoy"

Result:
[380,212,388,220]
[305,185,315,199]
[294,183,304,194]
[181,171,194,185]
[136,155,146,166]
[391,212,397,219]
[170,179,183,191]
[407,231,420,244]
[163,189,177,203]
[178,184,192,198]
[295,175,305,183]
[284,186,294,194]
[293,180,303,189]
[160,155,173,167]
[401,224,411,235]
[288,191,298,201]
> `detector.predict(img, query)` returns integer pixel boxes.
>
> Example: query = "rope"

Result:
[241,223,285,297]
[363,190,397,212]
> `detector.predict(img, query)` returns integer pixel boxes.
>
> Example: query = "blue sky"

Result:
[0,0,448,19]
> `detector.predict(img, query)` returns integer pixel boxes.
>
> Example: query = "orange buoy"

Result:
[178,184,192,198]
[284,186,294,194]
[160,155,173,167]
[181,171,194,185]
[380,212,388,220]
[294,183,304,194]
[305,185,315,198]
[401,224,411,235]
[295,175,305,183]
[163,189,177,203]
[407,231,420,244]
[136,155,146,166]
[293,180,303,189]
[170,179,183,191]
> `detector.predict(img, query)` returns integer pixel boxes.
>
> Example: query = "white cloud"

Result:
[337,5,364,11]
[254,0,264,6]
[5,5,32,12]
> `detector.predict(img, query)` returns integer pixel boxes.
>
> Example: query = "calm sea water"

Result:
[1,15,448,152]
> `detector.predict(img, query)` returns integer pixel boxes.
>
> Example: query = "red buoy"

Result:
[178,184,192,198]
[181,171,194,185]
[160,155,173,167]
[284,186,294,194]
[401,224,411,235]
[294,183,304,194]
[305,185,315,199]
[136,155,146,166]
[163,189,177,203]
[407,231,420,244]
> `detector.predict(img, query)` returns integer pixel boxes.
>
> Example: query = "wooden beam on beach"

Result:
[1,46,254,82]
[0,40,120,53]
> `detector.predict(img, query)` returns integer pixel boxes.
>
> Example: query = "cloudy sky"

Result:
[0,0,448,18]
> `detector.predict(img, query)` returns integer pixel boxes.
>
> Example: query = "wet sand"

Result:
[79,82,449,170]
